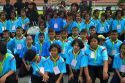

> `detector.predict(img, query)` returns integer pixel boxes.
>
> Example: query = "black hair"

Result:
[0,41,7,55]
[24,49,36,62]
[119,42,125,51]
[90,26,96,30]
[38,33,44,37]
[93,9,100,16]
[61,28,67,33]
[110,30,118,33]
[48,28,55,33]
[72,26,78,31]
[115,10,124,16]
[49,44,61,53]
[80,29,88,34]
[88,35,99,45]
[71,39,84,49]
[101,12,106,17]
[56,31,61,35]
[16,26,23,30]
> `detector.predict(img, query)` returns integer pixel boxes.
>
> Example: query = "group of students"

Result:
[0,1,125,83]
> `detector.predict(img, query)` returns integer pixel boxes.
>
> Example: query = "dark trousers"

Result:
[0,73,18,83]
[88,65,109,83]
[31,75,44,83]
[48,73,64,83]
[14,54,22,69]
[18,62,33,77]
[110,72,125,83]
[108,56,114,72]
[68,70,86,83]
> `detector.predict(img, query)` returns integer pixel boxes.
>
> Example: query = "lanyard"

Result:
[51,56,59,66]
[111,39,118,50]
[78,22,80,31]
[0,54,8,74]
[101,21,105,27]
[73,50,80,60]
[91,46,99,63]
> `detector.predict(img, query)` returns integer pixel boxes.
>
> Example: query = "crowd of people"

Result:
[0,0,125,83]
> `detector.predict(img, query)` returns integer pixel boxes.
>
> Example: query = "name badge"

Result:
[17,44,22,50]
[120,65,125,73]
[54,23,58,28]
[40,67,45,74]
[112,50,116,55]
[117,25,121,30]
[71,59,77,67]
[90,52,95,58]
[12,25,16,30]
[2,27,5,31]
[22,24,25,29]
[53,66,60,75]
[100,27,104,31]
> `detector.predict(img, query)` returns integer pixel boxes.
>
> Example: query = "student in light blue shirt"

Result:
[8,11,18,38]
[105,9,113,30]
[0,11,9,34]
[91,9,100,28]
[45,44,66,83]
[96,13,109,36]
[83,35,109,83]
[105,30,122,72]
[112,10,125,35]
[66,39,85,83]
[49,10,64,32]
[24,49,49,83]
[2,30,13,52]
[74,12,85,32]
[34,19,48,43]
[35,33,48,57]
[0,41,17,83]
[110,42,125,83]
[11,27,26,68]
[65,12,77,35]
[82,14,95,31]
[17,9,30,31]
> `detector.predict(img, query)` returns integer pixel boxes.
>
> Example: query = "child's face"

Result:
[90,28,96,35]
[106,10,111,17]
[73,42,80,51]
[117,12,122,18]
[49,32,55,39]
[90,38,98,49]
[39,35,44,42]
[81,11,87,17]
[101,16,105,21]
[85,14,90,21]
[80,32,87,39]
[16,29,23,36]
[26,36,33,45]
[10,13,15,19]
[39,22,45,31]
[56,34,61,40]
[61,31,68,38]
[110,32,118,40]
[1,14,6,20]
[76,13,81,21]
[3,32,9,38]
[72,28,78,36]
[50,47,58,56]
[95,11,99,18]
[121,44,125,54]
[21,11,26,17]
[71,5,77,12]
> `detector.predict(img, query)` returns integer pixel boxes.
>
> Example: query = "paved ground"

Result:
[18,74,113,83]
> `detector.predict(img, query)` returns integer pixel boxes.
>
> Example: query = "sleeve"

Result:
[101,48,108,61]
[66,51,71,65]
[81,55,88,67]
[10,56,16,72]
[59,58,66,73]
[112,55,118,69]
[31,62,40,75]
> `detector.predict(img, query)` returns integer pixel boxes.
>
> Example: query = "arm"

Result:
[115,69,122,79]
[56,73,63,82]
[103,60,108,74]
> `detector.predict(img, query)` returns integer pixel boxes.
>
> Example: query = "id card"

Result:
[112,50,116,55]
[53,66,60,75]
[12,25,16,30]
[17,44,22,50]
[100,27,104,31]
[120,65,125,73]
[117,25,121,30]
[40,67,45,74]
[22,24,25,29]
[90,52,95,58]
[54,23,58,28]
[71,59,77,67]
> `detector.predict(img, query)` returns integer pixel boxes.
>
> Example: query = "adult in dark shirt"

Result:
[3,0,14,20]
[14,0,25,17]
